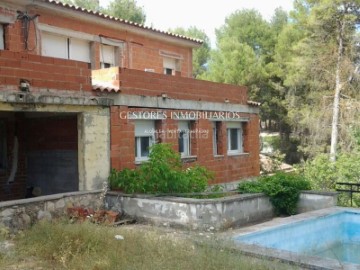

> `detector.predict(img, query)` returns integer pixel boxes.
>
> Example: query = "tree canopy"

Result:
[106,0,146,24]
[60,0,146,24]
[169,27,211,78]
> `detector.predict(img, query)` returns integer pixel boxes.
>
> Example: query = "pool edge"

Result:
[230,207,360,270]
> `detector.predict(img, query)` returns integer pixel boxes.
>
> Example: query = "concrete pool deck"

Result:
[224,207,360,270]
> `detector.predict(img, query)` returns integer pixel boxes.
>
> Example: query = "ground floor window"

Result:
[213,121,221,155]
[178,121,190,156]
[227,122,243,154]
[135,120,154,162]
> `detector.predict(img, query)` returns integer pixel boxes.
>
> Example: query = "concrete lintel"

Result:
[0,92,113,107]
[111,94,260,114]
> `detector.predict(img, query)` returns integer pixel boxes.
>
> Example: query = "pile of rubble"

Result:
[67,207,120,225]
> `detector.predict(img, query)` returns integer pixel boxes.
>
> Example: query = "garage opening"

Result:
[0,112,79,201]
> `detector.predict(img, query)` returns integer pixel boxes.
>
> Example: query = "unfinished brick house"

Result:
[0,0,260,201]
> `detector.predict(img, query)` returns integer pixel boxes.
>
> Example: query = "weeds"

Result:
[0,220,300,270]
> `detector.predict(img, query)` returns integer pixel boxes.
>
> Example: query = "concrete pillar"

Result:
[78,108,110,190]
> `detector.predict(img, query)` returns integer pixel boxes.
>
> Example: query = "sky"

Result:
[99,0,294,47]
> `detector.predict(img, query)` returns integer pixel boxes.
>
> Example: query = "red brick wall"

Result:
[0,115,78,201]
[110,107,260,184]
[0,50,92,92]
[4,7,194,77]
[26,116,78,151]
[92,67,248,104]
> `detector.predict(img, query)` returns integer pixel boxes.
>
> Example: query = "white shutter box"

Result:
[41,32,68,59]
[135,120,155,137]
[178,121,189,131]
[69,38,90,62]
[227,122,241,129]
[100,44,115,65]
[163,57,176,70]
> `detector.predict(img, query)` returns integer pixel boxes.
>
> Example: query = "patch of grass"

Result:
[1,220,300,270]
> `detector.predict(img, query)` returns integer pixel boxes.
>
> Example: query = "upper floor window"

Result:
[163,57,180,75]
[178,121,191,157]
[0,24,4,50]
[100,44,115,68]
[41,32,90,63]
[135,120,155,162]
[227,122,243,155]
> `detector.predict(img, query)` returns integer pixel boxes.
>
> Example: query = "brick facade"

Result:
[110,107,260,184]
[0,0,260,201]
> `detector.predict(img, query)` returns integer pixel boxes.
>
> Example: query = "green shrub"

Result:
[301,152,360,206]
[109,143,213,194]
[238,172,311,216]
[237,180,263,193]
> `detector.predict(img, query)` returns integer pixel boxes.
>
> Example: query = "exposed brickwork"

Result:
[0,50,92,92]
[92,68,248,104]
[111,107,260,184]
[26,116,78,151]
[32,9,192,77]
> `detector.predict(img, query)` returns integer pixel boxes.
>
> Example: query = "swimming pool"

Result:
[233,207,360,269]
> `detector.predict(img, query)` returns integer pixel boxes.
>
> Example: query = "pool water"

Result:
[234,211,360,264]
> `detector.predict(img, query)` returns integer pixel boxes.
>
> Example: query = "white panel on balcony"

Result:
[69,38,90,63]
[41,32,68,59]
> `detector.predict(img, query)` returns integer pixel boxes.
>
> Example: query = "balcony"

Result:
[0,50,250,106]
[0,50,92,93]
[92,67,249,105]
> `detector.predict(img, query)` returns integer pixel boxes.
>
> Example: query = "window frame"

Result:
[178,121,191,157]
[135,136,153,161]
[41,32,91,63]
[163,57,176,75]
[226,122,243,155]
[100,44,116,69]
[134,120,155,162]
[0,24,4,50]
[212,121,219,156]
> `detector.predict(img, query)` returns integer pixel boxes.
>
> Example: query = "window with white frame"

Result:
[163,57,176,75]
[227,122,243,154]
[0,24,4,50]
[100,44,115,68]
[41,32,90,62]
[135,120,155,162]
[178,121,190,156]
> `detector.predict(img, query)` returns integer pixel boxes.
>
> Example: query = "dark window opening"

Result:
[164,68,173,75]
[101,62,112,69]
[213,122,220,155]
[0,120,7,170]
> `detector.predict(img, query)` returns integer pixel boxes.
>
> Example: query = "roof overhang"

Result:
[22,0,203,48]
